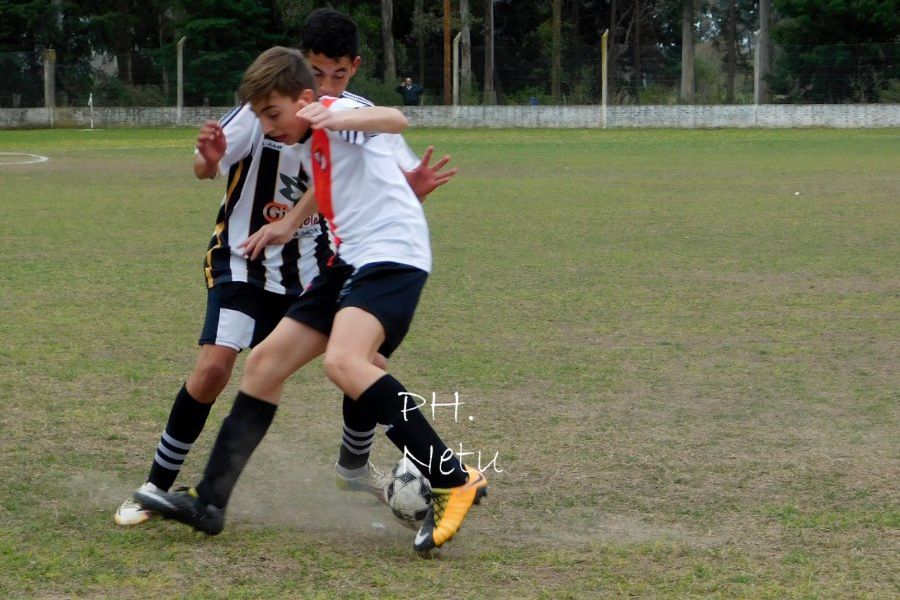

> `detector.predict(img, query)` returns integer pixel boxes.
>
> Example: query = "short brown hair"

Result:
[238,46,317,105]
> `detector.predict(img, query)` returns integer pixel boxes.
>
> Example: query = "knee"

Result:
[244,346,280,384]
[323,349,356,387]
[372,352,389,371]
[191,361,231,399]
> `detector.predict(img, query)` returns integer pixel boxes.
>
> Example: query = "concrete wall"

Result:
[2,104,899,130]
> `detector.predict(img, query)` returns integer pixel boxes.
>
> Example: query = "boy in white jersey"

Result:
[136,47,487,555]
[298,7,457,507]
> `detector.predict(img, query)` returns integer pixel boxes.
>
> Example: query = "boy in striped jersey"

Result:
[115,11,456,526]
[114,98,328,526]
[136,47,487,555]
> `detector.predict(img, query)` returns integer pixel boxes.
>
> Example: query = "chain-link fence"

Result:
[2,42,898,109]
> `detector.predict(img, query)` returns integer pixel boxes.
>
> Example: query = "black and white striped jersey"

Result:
[203,104,334,295]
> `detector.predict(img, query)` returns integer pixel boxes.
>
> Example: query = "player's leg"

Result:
[135,317,328,534]
[116,282,253,526]
[328,312,391,501]
[334,353,390,502]
[134,267,347,533]
[325,264,487,553]
[337,351,388,474]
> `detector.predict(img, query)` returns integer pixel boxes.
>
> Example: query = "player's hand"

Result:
[196,120,226,163]
[404,146,458,201]
[239,220,297,260]
[296,100,338,130]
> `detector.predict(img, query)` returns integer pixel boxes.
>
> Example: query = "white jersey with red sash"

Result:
[304,96,432,273]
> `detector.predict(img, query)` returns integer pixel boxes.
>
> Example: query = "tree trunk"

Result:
[680,0,694,104]
[756,0,771,103]
[726,0,736,102]
[551,0,561,102]
[633,0,641,101]
[127,47,134,86]
[460,0,472,102]
[443,0,451,105]
[569,0,580,31]
[159,14,169,100]
[608,0,617,103]
[483,0,496,104]
[414,0,425,87]
[381,0,396,83]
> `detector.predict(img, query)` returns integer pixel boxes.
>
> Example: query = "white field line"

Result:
[0,152,50,165]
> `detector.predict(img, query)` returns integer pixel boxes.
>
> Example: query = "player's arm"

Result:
[193,120,226,179]
[238,187,318,260]
[298,102,407,134]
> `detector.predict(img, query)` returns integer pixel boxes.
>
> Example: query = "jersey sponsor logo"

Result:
[296,213,322,239]
[278,173,305,203]
[263,201,290,222]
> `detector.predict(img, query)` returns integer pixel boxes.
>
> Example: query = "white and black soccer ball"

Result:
[385,457,432,529]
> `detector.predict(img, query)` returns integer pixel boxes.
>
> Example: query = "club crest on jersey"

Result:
[263,201,290,222]
[313,150,329,173]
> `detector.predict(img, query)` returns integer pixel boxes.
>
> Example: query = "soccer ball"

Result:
[385,457,432,529]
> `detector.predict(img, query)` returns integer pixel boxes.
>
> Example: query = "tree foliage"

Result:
[1,0,897,106]
[772,0,900,102]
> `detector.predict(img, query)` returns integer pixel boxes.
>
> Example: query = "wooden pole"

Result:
[601,30,608,128]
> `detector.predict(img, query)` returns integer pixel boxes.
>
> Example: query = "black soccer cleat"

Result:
[133,486,225,535]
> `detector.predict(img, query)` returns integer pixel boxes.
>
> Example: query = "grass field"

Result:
[0,126,898,598]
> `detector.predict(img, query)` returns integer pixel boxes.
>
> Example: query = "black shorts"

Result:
[284,261,428,357]
[199,281,297,351]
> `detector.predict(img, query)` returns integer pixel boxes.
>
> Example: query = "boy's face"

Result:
[305,52,361,98]
[252,89,314,145]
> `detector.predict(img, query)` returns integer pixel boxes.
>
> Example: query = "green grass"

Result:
[1,127,898,598]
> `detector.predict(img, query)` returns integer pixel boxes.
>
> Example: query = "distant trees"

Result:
[1,0,897,107]
[174,0,288,105]
[771,0,900,102]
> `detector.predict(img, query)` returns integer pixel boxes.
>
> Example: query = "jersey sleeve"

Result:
[385,134,420,171]
[327,97,379,147]
[218,104,257,174]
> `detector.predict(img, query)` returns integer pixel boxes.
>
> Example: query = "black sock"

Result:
[338,394,377,470]
[147,384,213,491]
[359,375,467,489]
[195,390,276,508]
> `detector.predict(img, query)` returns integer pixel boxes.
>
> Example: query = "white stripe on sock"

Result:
[153,453,182,471]
[162,430,193,451]
[156,443,188,462]
[343,425,376,438]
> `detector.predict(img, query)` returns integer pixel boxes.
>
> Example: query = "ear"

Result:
[295,88,315,107]
[349,56,362,77]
